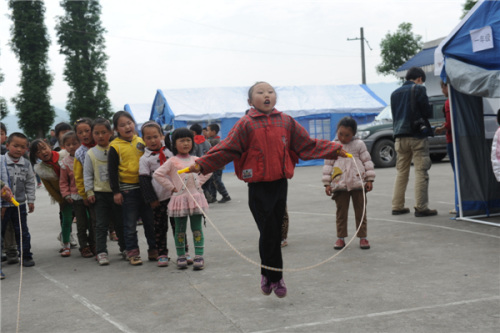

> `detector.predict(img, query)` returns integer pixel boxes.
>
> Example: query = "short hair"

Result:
[141,120,162,137]
[207,123,220,134]
[112,111,135,130]
[61,131,78,146]
[55,122,73,139]
[248,81,272,100]
[73,117,93,131]
[405,67,426,82]
[92,117,112,132]
[6,132,28,144]
[1,122,7,134]
[189,123,203,135]
[171,128,194,155]
[337,116,358,135]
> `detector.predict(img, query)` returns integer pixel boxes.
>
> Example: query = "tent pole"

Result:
[456,217,500,227]
[448,85,464,219]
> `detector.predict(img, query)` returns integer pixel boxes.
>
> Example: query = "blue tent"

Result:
[435,0,500,225]
[150,84,386,172]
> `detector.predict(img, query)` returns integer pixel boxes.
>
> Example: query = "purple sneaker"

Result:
[272,278,287,298]
[261,275,272,295]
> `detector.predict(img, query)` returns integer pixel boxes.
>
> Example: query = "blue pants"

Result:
[121,189,156,254]
[1,204,32,259]
[208,169,229,199]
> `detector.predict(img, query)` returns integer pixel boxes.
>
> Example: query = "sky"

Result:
[0,0,465,113]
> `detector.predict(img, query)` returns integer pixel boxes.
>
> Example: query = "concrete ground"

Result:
[1,161,499,333]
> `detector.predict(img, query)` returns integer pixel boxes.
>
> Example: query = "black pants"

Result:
[248,179,287,282]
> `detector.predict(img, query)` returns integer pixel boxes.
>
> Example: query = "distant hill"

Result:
[1,103,70,136]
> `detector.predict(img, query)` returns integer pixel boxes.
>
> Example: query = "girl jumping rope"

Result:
[153,128,212,270]
[322,116,375,251]
[84,118,125,265]
[186,82,348,298]
[108,111,156,265]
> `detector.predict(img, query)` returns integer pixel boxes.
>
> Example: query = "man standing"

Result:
[390,67,437,217]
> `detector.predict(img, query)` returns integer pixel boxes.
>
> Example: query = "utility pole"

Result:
[347,27,372,85]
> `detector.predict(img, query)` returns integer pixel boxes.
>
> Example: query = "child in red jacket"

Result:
[187,82,348,298]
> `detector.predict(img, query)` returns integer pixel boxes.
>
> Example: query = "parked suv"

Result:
[357,95,447,168]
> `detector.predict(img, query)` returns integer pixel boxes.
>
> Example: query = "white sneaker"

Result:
[70,233,78,248]
[97,253,109,266]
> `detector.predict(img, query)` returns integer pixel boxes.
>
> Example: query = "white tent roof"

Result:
[160,84,386,121]
[125,103,152,124]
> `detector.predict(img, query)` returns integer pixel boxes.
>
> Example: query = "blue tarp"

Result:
[434,0,500,221]
[397,47,436,72]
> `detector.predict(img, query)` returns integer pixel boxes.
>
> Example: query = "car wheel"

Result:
[372,139,396,168]
[430,153,447,162]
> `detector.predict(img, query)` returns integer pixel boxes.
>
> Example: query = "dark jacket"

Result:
[391,81,432,138]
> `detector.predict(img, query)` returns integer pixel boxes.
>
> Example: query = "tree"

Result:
[56,0,112,123]
[462,0,478,18]
[376,22,423,78]
[8,0,55,138]
[0,48,7,120]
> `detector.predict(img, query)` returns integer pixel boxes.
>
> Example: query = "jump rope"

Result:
[1,193,23,333]
[5,152,364,331]
[176,151,368,273]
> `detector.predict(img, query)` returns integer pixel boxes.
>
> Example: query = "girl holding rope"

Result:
[186,82,349,298]
[322,116,375,251]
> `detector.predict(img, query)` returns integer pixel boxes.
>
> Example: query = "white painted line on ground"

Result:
[251,296,500,333]
[35,267,136,333]
[288,211,500,239]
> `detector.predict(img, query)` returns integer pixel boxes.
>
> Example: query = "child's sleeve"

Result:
[59,162,70,199]
[358,141,375,182]
[43,179,64,204]
[25,161,36,204]
[322,159,335,186]
[139,156,158,203]
[290,117,342,161]
[73,158,87,200]
[108,146,120,194]
[83,152,95,197]
[153,161,175,193]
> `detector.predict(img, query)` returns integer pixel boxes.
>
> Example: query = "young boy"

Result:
[1,123,19,265]
[2,132,36,267]
[206,123,231,203]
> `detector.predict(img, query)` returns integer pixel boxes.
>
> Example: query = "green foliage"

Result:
[376,22,423,78]
[56,0,112,123]
[8,0,55,138]
[0,48,7,120]
[462,0,478,18]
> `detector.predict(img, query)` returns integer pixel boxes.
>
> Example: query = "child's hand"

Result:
[83,198,90,206]
[28,203,35,213]
[172,187,178,193]
[65,197,74,204]
[87,195,96,204]
[189,163,201,173]
[1,186,13,201]
[151,200,160,209]
[365,182,373,192]
[337,149,349,158]
[325,185,332,196]
[114,193,123,205]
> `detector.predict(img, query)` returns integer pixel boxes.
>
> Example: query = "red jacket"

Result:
[196,108,343,183]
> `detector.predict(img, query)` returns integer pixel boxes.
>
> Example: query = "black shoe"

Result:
[207,197,217,204]
[22,258,35,267]
[7,253,19,265]
[218,196,231,203]
[392,208,410,215]
[415,209,438,217]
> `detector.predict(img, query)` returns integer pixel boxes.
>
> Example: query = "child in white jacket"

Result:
[322,117,375,250]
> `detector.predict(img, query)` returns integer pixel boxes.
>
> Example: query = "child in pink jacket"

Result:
[59,131,95,258]
[322,117,375,250]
